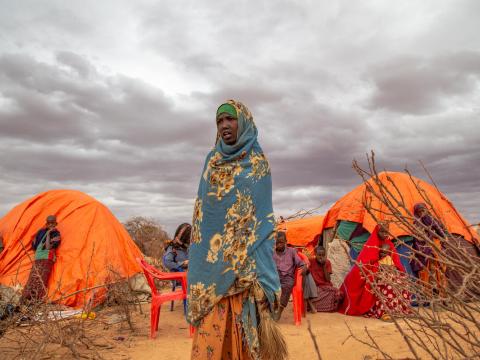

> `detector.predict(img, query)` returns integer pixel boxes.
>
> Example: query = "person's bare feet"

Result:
[307,300,317,313]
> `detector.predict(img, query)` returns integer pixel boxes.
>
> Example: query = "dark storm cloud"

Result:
[0,1,479,233]
[0,52,209,231]
[0,53,212,149]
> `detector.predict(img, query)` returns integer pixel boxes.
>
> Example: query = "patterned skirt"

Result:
[366,283,411,319]
[311,285,342,312]
[191,292,251,360]
[21,259,54,304]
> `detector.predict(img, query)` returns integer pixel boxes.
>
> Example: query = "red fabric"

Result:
[309,258,333,287]
[338,226,404,315]
[365,282,411,318]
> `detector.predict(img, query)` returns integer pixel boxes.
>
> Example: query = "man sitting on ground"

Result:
[273,231,307,320]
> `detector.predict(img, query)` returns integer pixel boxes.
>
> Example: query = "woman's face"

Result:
[216,112,238,145]
[418,208,428,218]
[378,226,389,240]
[415,204,428,218]
[175,225,191,247]
[46,219,57,230]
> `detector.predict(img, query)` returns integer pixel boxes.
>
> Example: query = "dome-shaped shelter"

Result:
[278,215,325,256]
[0,190,143,307]
[322,172,479,272]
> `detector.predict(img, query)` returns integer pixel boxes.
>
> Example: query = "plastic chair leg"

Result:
[292,292,300,326]
[170,282,176,311]
[150,304,161,339]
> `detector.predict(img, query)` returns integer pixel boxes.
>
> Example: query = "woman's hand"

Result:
[258,298,270,313]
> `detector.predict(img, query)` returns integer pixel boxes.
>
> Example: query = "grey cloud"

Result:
[56,51,97,78]
[0,1,479,233]
[0,53,213,149]
[366,52,480,114]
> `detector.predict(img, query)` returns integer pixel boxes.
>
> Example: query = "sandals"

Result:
[380,314,393,322]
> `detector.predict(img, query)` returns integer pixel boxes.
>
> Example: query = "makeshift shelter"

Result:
[277,215,325,256]
[322,172,479,273]
[0,190,143,307]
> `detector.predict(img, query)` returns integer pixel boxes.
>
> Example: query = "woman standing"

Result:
[21,215,61,304]
[187,100,285,360]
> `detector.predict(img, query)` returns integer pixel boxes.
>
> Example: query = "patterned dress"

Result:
[21,228,61,303]
[365,257,411,318]
[192,292,251,360]
[188,100,283,360]
[309,259,342,312]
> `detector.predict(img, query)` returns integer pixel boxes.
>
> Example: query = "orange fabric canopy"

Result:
[0,190,143,307]
[278,215,325,248]
[324,172,479,243]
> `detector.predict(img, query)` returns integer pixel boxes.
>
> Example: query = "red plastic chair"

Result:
[136,258,194,338]
[292,251,310,326]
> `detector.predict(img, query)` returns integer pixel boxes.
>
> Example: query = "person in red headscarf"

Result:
[338,224,411,321]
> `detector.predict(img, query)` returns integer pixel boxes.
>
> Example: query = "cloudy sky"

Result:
[0,0,479,234]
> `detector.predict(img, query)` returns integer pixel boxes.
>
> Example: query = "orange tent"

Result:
[324,172,479,243]
[277,215,325,256]
[0,190,143,307]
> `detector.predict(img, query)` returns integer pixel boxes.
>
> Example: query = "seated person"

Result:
[410,202,446,279]
[338,224,411,321]
[299,256,319,314]
[308,246,343,312]
[273,231,307,319]
[163,223,191,272]
[21,215,61,304]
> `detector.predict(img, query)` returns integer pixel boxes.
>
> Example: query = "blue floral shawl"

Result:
[187,100,281,357]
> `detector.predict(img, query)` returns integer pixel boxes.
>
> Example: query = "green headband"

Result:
[216,103,237,119]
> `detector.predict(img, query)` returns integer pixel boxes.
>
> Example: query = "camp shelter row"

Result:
[279,172,479,274]
[1,171,478,308]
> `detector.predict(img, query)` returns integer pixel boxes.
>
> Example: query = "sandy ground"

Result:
[0,300,428,360]
[102,302,415,360]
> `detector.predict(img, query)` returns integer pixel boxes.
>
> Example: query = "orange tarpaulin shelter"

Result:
[323,172,479,243]
[278,215,325,256]
[0,190,143,307]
